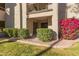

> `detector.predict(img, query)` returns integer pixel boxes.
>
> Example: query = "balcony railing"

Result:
[27,3,53,14]
[28,9,53,14]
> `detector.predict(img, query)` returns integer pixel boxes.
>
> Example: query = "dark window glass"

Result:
[0,21,5,28]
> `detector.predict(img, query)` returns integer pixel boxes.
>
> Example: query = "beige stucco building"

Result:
[0,3,79,39]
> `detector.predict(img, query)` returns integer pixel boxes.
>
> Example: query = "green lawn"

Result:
[0,39,79,56]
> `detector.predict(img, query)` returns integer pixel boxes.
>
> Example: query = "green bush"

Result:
[18,29,29,39]
[3,28,18,37]
[37,28,53,42]
[12,28,18,37]
[3,28,13,37]
[3,28,29,38]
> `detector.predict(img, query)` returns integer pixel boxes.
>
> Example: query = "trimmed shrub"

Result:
[3,28,18,37]
[18,29,29,39]
[37,28,53,42]
[3,28,13,37]
[11,28,18,37]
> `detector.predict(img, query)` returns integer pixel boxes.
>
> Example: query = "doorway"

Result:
[33,22,38,35]
[33,22,48,36]
[0,21,5,28]
[41,22,48,28]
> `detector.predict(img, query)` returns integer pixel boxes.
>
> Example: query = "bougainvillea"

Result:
[59,17,79,40]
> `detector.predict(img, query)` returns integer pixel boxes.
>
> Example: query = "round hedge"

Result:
[37,28,53,42]
[18,29,29,39]
[3,28,18,37]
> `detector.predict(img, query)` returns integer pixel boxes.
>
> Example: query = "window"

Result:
[41,22,48,28]
[0,21,5,28]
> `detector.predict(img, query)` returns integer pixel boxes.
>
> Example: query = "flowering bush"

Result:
[59,18,79,40]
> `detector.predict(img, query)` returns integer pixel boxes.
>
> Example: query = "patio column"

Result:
[48,4,59,40]
[22,3,27,29]
[52,4,58,40]
[14,3,21,29]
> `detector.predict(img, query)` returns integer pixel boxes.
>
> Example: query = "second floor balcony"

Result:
[27,3,53,14]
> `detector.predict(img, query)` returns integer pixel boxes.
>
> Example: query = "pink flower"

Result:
[59,18,79,40]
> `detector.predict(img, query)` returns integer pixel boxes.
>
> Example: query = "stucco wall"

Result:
[27,18,33,36]
[14,3,21,28]
[48,4,58,40]
[67,4,79,19]
[22,3,27,28]
[5,3,17,28]
[5,3,27,28]
[48,3,53,10]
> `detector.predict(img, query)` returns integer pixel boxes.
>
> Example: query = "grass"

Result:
[0,39,79,56]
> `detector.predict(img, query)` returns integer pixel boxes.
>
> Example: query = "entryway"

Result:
[27,16,52,37]
[33,21,48,36]
[41,22,48,28]
[33,22,38,35]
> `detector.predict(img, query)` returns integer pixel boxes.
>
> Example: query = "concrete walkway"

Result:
[17,38,79,48]
[53,40,77,48]
[17,37,58,47]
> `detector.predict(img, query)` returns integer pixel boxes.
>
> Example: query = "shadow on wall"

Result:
[5,3,16,28]
[58,3,67,20]
[20,3,22,28]
[52,30,57,40]
[58,3,67,39]
[47,17,58,40]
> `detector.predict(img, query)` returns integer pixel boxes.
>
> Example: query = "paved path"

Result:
[53,40,77,48]
[17,38,58,47]
[17,38,79,48]
[53,38,79,48]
